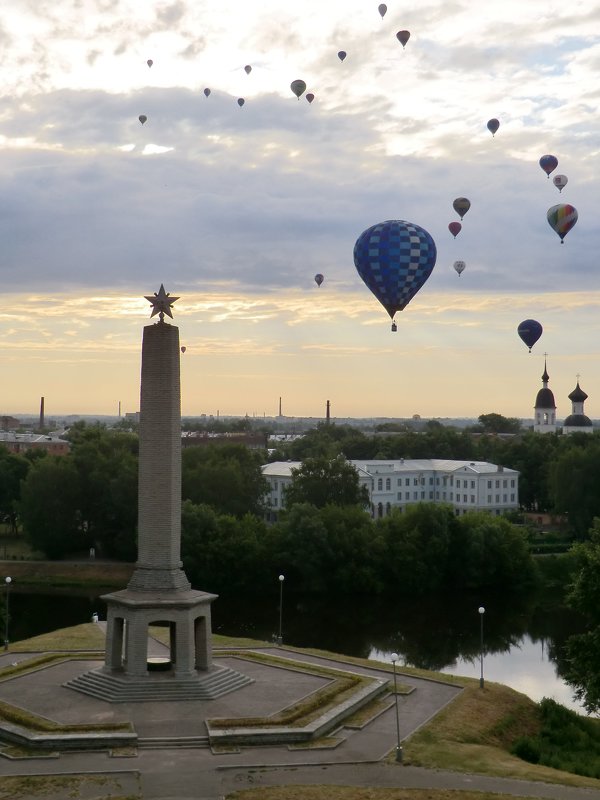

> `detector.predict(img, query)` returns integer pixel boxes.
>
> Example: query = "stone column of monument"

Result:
[67,286,252,699]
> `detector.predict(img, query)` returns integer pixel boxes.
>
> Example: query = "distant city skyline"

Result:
[1,2,599,418]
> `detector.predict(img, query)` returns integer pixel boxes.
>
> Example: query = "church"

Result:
[533,359,593,434]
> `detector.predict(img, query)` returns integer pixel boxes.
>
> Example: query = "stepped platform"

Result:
[64,663,253,702]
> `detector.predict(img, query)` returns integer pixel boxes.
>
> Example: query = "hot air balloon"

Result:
[203,88,211,97]
[138,114,147,125]
[553,174,568,192]
[453,260,466,277]
[487,118,499,136]
[517,319,543,352]
[448,221,462,238]
[147,59,153,68]
[539,154,558,178]
[353,219,437,331]
[396,30,410,48]
[314,273,324,287]
[306,93,315,104]
[453,197,471,220]
[290,79,306,99]
[547,204,578,243]
[244,65,252,74]
[181,346,186,354]
[378,4,387,17]
[338,50,347,61]
[237,98,245,107]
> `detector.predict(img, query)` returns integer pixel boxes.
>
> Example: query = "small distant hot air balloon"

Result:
[547,204,578,243]
[237,98,245,107]
[244,65,252,74]
[453,197,471,220]
[448,221,462,238]
[487,118,500,136]
[453,260,466,277]
[203,88,211,98]
[147,59,153,68]
[306,93,315,104]
[290,79,307,99]
[181,346,186,354]
[354,219,437,331]
[553,174,568,192]
[517,319,543,352]
[138,114,147,125]
[378,4,387,18]
[338,50,347,61]
[396,30,410,48]
[539,154,558,178]
[314,273,324,287]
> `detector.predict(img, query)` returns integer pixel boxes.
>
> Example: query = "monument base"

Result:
[101,588,218,681]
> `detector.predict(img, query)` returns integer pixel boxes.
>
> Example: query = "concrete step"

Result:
[138,735,210,749]
[64,665,253,703]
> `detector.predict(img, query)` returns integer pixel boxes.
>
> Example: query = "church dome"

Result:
[535,387,556,409]
[568,382,588,403]
[563,413,592,427]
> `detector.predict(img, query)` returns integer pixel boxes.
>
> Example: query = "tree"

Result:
[475,413,522,435]
[548,439,600,537]
[182,444,268,518]
[20,457,83,558]
[0,447,30,534]
[561,523,600,713]
[268,503,378,594]
[284,455,370,509]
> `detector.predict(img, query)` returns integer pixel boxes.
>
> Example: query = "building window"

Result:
[421,491,425,499]
[386,478,391,491]
[487,480,492,489]
[413,478,418,486]
[405,478,410,486]
[470,480,475,489]
[495,494,500,503]
[495,480,500,488]
[397,478,402,487]
[429,491,433,499]
[456,479,461,488]
[511,479,515,488]
[397,492,402,500]
[503,494,507,502]
[471,495,475,503]
[487,495,492,503]
[463,494,467,503]
[413,491,418,500]
[511,493,515,501]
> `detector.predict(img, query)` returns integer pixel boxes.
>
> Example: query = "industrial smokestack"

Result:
[326,400,330,423]
[39,396,45,430]
[279,396,282,417]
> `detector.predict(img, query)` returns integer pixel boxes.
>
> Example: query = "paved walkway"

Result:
[1,637,599,800]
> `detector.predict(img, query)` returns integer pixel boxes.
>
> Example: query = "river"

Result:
[5,584,590,715]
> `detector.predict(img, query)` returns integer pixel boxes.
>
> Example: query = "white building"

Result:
[262,459,519,519]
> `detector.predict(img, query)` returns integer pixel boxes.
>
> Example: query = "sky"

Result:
[1,0,600,420]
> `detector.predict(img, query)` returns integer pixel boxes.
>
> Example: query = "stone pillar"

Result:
[128,321,191,592]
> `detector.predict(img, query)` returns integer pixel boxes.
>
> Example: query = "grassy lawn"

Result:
[0,773,140,800]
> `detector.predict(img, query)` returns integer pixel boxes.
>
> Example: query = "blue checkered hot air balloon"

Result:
[353,219,437,331]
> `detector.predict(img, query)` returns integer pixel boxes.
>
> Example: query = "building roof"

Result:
[263,459,517,478]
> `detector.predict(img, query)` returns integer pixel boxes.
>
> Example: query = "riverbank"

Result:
[0,559,133,587]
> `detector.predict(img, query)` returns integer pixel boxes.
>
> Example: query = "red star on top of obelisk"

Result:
[144,284,180,322]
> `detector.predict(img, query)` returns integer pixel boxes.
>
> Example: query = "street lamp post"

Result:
[4,577,12,651]
[390,652,403,762]
[277,574,285,645]
[478,606,485,689]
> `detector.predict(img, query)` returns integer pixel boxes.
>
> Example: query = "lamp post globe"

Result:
[390,652,402,762]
